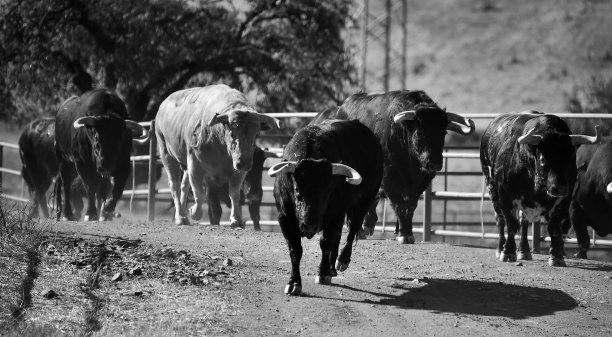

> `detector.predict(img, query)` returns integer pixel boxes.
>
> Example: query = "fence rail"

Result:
[2,113,612,250]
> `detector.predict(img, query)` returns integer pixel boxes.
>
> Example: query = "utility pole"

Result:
[358,0,409,92]
[384,0,391,92]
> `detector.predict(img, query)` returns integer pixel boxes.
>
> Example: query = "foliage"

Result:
[564,76,612,135]
[0,0,356,124]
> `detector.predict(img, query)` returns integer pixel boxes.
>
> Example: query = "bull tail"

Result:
[54,178,62,221]
[480,176,486,239]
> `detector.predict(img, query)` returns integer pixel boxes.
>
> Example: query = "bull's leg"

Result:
[35,188,50,218]
[248,200,262,231]
[186,156,205,223]
[547,202,568,267]
[499,207,519,262]
[570,201,590,259]
[100,163,129,221]
[179,172,190,213]
[391,199,417,244]
[517,211,533,260]
[359,195,380,239]
[159,147,189,226]
[317,225,341,286]
[58,162,75,221]
[228,172,246,228]
[338,206,369,272]
[487,185,507,259]
[279,213,302,295]
[206,184,223,226]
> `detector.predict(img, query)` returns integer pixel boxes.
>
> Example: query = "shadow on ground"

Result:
[311,278,578,319]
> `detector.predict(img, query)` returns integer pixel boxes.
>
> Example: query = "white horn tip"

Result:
[607,182,612,194]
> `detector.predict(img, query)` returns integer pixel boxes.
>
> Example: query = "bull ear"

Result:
[570,125,600,145]
[73,116,97,129]
[208,113,229,126]
[258,113,281,131]
[517,127,543,145]
[263,150,280,159]
[446,112,475,135]
[268,161,296,177]
[331,163,362,185]
[393,110,416,123]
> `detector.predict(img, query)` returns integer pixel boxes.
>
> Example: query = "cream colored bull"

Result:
[155,84,280,226]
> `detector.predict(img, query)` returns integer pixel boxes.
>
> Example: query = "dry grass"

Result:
[0,199,48,334]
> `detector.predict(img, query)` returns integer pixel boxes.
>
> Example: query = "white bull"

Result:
[155,84,280,226]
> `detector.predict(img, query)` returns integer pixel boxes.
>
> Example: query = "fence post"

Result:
[0,144,3,192]
[147,121,157,222]
[422,183,432,242]
[532,221,541,254]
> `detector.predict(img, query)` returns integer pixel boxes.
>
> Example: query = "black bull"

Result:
[480,111,599,267]
[569,142,612,259]
[270,119,383,295]
[54,89,148,221]
[311,90,474,244]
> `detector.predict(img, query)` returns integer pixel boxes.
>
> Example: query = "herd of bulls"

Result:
[17,84,611,295]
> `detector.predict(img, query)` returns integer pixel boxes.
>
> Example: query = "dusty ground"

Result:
[16,218,610,336]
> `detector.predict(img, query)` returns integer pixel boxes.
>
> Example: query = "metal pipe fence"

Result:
[2,113,612,250]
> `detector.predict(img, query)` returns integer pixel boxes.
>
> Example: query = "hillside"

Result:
[361,0,612,117]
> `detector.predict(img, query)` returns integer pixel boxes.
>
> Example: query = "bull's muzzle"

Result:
[234,159,253,172]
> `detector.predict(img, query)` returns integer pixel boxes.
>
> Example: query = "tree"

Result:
[564,76,612,135]
[0,0,356,123]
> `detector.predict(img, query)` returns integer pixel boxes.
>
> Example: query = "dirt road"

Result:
[45,219,612,336]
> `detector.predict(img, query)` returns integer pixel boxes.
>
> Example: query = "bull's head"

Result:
[393,107,475,173]
[518,125,600,197]
[74,115,149,175]
[268,159,361,238]
[209,111,280,172]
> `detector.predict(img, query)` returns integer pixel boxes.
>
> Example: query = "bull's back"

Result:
[480,112,543,169]
[19,118,59,185]
[155,85,247,163]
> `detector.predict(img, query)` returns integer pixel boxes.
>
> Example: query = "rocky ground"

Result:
[4,218,607,336]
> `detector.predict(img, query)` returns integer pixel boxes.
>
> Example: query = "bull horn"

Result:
[517,127,543,145]
[268,161,296,177]
[446,112,475,135]
[259,113,281,131]
[570,125,600,145]
[393,110,416,123]
[125,120,150,144]
[73,116,97,129]
[607,182,612,194]
[331,163,362,185]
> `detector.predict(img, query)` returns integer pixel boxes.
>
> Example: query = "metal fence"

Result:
[2,113,612,251]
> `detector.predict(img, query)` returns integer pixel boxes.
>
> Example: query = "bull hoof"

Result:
[189,206,202,221]
[315,275,332,285]
[548,257,566,267]
[284,283,302,296]
[397,235,415,244]
[573,251,588,259]
[61,216,74,221]
[253,224,261,231]
[335,260,349,272]
[495,250,501,259]
[499,252,517,262]
[100,211,115,221]
[84,214,98,222]
[330,269,338,277]
[174,217,190,226]
[230,220,245,229]
[517,252,533,261]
